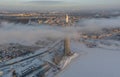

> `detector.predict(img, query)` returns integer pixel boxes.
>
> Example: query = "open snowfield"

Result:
[57,40,120,77]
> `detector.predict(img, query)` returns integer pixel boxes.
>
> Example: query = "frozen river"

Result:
[57,41,120,77]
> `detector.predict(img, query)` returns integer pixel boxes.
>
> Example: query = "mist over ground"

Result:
[0,22,78,45]
[77,16,120,32]
[0,16,120,45]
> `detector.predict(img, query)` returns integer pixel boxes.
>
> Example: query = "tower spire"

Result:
[65,14,69,23]
[64,14,72,56]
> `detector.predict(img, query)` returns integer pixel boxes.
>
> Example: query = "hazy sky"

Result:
[0,0,120,10]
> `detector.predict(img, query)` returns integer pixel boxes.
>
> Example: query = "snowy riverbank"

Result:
[57,40,120,77]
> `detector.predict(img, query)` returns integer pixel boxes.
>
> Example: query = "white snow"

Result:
[59,53,79,70]
[57,40,120,77]
[1,40,61,66]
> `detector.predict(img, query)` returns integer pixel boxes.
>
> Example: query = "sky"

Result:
[0,0,120,11]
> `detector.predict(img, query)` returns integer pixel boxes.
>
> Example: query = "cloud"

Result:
[27,0,64,5]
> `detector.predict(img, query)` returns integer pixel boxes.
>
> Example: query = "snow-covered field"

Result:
[57,40,120,77]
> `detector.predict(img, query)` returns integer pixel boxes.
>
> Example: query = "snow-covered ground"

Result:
[0,40,63,77]
[57,40,120,77]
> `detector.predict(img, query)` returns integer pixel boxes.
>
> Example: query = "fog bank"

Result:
[0,16,120,45]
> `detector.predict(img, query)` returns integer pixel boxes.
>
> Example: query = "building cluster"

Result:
[0,44,40,62]
[28,14,79,26]
[80,28,120,39]
[79,28,120,48]
[6,40,65,77]
[0,13,80,26]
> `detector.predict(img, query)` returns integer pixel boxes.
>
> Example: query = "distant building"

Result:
[66,14,69,23]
